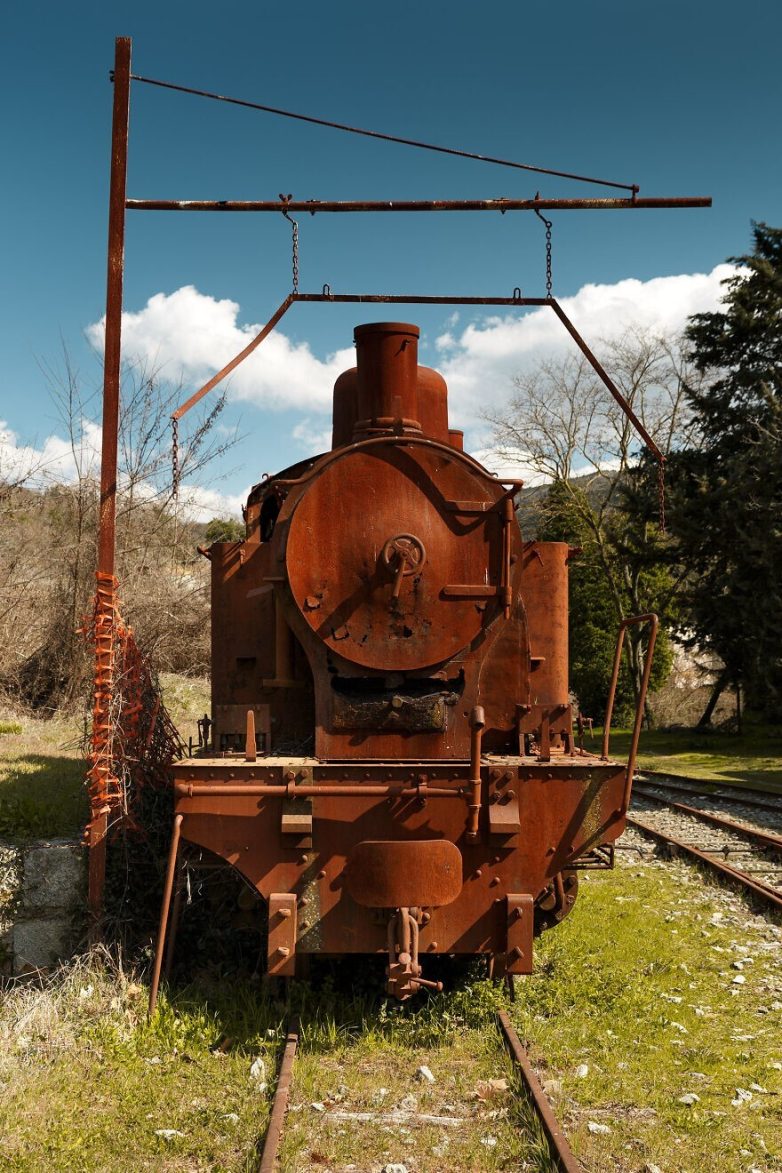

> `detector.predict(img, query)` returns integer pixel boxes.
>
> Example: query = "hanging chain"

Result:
[657,459,667,536]
[171,416,180,500]
[280,193,299,294]
[534,201,553,298]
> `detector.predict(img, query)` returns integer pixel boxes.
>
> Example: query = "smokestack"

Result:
[330,321,454,449]
[353,322,421,439]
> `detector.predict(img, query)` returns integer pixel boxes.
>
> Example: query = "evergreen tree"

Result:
[671,223,782,719]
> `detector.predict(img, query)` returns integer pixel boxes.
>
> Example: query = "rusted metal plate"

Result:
[345,839,463,908]
[506,893,534,974]
[489,792,521,836]
[267,892,297,975]
[285,444,503,671]
[172,755,627,956]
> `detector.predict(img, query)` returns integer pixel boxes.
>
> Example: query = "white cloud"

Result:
[86,268,735,465]
[0,417,244,524]
[438,264,737,434]
[0,418,102,486]
[175,482,248,523]
[291,418,333,454]
[87,286,354,413]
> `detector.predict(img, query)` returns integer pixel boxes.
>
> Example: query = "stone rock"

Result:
[678,1093,700,1105]
[249,1057,266,1089]
[381,1165,408,1173]
[13,916,75,971]
[574,1063,589,1078]
[20,842,85,915]
[587,1121,611,1135]
[416,1064,435,1083]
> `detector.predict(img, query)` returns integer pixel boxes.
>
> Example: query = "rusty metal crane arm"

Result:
[171,292,665,463]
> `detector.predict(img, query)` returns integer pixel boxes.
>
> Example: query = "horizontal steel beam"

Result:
[127,196,712,213]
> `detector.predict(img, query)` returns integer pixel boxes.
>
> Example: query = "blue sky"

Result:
[2,1,780,517]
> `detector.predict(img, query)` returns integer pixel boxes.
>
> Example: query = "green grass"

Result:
[0,713,88,840]
[513,858,782,1172]
[1,859,780,1171]
[603,725,782,791]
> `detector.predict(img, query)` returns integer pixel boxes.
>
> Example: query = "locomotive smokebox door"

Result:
[285,445,504,672]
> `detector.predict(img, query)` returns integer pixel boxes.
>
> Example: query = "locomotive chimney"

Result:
[331,321,453,448]
[353,322,422,440]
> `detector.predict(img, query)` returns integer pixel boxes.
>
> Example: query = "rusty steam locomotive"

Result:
[151,320,641,1003]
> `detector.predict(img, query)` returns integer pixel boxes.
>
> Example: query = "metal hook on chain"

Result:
[533,195,553,298]
[279,192,299,294]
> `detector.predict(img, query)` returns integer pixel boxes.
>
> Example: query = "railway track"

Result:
[255,1012,582,1172]
[638,769,782,816]
[626,778,782,911]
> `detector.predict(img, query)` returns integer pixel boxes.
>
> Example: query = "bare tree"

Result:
[1,350,240,710]
[485,327,704,714]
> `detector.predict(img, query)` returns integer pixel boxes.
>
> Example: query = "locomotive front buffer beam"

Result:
[149,755,625,1010]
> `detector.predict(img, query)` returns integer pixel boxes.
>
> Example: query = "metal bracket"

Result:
[505,893,534,974]
[489,768,521,836]
[267,893,297,976]
[280,766,313,845]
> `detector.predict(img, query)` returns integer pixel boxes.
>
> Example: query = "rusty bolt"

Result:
[391,695,403,710]
[474,868,483,879]
[275,946,290,957]
[490,876,500,887]
[511,907,523,921]
[509,946,524,960]
[333,625,349,640]
[304,595,321,610]
[317,869,326,879]
[279,907,292,919]
[421,911,431,924]
[285,770,295,781]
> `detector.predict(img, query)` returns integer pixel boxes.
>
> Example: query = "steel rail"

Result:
[497,1011,582,1172]
[127,196,711,213]
[257,1019,299,1173]
[639,770,782,809]
[626,815,782,910]
[634,786,782,855]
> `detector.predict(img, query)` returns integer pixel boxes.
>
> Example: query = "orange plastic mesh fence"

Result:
[85,572,184,838]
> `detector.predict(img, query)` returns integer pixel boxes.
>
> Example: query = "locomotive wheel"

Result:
[535,870,579,932]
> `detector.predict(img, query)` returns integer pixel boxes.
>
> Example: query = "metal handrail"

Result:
[601,613,659,814]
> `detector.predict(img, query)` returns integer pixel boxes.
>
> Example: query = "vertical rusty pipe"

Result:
[88,36,132,935]
[148,814,183,1017]
[601,614,659,809]
[622,615,658,812]
[466,706,485,841]
[501,497,514,618]
[601,627,627,761]
[98,36,131,580]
